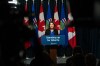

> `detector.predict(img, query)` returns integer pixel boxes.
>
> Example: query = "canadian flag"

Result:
[38,2,45,38]
[68,2,76,49]
[68,27,76,48]
[54,1,60,31]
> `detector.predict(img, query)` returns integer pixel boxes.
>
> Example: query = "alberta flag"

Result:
[60,3,68,46]
[38,1,45,39]
[31,1,38,37]
[46,2,52,29]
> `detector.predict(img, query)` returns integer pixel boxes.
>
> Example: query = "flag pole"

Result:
[25,0,28,4]
[55,0,57,5]
[48,0,50,5]
[25,0,28,2]
[25,0,28,1]
[32,0,34,4]
[41,0,43,4]
[62,0,63,3]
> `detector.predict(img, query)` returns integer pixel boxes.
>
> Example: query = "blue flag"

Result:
[32,2,38,37]
[60,3,68,47]
[46,2,52,29]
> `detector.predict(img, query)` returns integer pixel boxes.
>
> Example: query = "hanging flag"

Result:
[25,0,28,13]
[23,0,29,26]
[46,1,52,29]
[60,2,68,46]
[31,0,38,37]
[54,0,60,31]
[67,1,76,48]
[68,27,76,48]
[38,1,45,39]
[23,0,32,49]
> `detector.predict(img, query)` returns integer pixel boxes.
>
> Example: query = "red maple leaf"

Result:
[38,20,45,32]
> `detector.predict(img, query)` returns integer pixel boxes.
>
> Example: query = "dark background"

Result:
[0,0,100,65]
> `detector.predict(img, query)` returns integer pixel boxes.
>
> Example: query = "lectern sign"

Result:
[41,35,65,45]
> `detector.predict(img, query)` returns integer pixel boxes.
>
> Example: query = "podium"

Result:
[41,35,65,66]
[50,47,57,66]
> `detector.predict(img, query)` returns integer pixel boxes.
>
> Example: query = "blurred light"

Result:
[14,6,17,9]
[11,6,17,9]
[8,0,18,5]
[10,4,17,8]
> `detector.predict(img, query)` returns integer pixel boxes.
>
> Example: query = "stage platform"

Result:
[23,57,68,65]
[23,57,99,66]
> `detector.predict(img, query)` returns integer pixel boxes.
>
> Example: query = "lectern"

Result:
[41,35,65,66]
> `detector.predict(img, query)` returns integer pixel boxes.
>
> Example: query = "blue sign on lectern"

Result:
[41,35,65,45]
